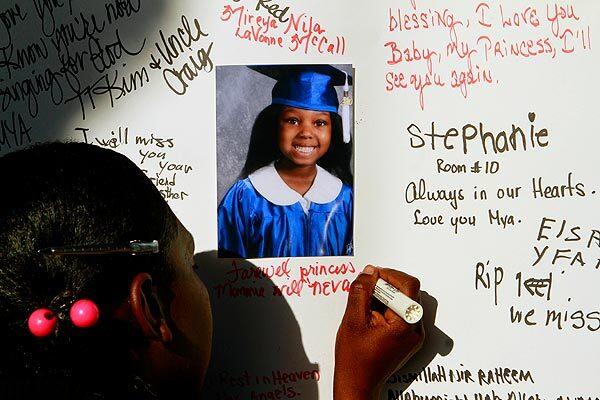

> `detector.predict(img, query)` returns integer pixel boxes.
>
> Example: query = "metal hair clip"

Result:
[37,240,159,256]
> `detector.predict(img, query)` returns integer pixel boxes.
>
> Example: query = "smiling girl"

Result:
[218,65,354,258]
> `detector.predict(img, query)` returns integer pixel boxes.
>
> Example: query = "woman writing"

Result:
[0,143,423,399]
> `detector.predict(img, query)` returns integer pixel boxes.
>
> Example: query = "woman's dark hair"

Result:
[241,104,354,185]
[0,142,177,399]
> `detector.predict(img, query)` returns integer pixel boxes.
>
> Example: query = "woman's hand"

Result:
[334,266,425,400]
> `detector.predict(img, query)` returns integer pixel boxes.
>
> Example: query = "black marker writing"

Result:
[32,0,65,37]
[1,37,50,80]
[0,3,28,49]
[149,15,213,95]
[255,0,290,23]
[105,0,141,24]
[64,65,149,120]
[0,112,32,151]
[49,11,107,58]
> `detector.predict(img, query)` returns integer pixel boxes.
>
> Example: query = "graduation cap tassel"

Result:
[341,72,352,143]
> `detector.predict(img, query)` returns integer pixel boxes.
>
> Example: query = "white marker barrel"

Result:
[373,279,423,324]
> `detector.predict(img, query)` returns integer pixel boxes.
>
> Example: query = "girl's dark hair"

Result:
[241,104,354,185]
[0,142,176,399]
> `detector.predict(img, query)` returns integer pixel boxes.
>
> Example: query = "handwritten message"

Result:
[220,0,347,55]
[384,1,592,109]
[76,125,194,202]
[1,0,147,136]
[384,363,599,400]
[474,215,599,333]
[402,113,582,235]
[204,368,320,400]
[212,259,356,299]
[402,110,598,335]
[148,15,214,95]
[0,1,212,202]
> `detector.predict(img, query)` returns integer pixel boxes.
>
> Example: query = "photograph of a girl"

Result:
[217,64,354,259]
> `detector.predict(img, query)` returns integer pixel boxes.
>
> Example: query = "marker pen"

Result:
[373,279,423,324]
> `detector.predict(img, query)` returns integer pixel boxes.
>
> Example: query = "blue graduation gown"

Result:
[218,165,353,258]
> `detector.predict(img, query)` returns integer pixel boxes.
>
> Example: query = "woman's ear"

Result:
[129,272,173,343]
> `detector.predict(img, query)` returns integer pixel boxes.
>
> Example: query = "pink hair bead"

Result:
[69,299,100,328]
[28,308,57,337]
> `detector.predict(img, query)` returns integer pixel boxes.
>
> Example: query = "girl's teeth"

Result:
[294,146,315,154]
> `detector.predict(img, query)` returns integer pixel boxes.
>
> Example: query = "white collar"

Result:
[249,162,343,206]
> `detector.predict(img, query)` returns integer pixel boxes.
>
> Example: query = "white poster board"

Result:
[1,0,598,399]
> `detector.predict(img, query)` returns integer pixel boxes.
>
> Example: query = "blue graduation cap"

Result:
[249,65,353,143]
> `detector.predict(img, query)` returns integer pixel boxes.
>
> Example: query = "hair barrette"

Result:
[37,240,159,256]
[29,240,156,336]
[28,299,100,337]
[28,308,57,337]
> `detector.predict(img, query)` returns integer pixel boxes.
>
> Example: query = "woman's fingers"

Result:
[378,268,421,301]
[343,265,380,329]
